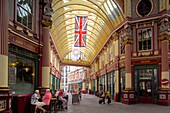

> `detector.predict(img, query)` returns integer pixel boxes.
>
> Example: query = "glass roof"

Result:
[51,0,124,65]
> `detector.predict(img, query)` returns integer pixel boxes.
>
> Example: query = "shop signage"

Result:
[161,79,169,86]
[50,66,61,79]
[9,35,38,53]
[50,66,56,75]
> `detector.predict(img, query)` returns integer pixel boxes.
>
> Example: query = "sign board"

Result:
[162,79,169,86]
[72,94,80,104]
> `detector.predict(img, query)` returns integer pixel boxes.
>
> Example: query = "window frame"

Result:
[16,0,34,30]
[137,26,153,51]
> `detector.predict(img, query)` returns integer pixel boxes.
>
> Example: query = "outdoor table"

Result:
[50,98,57,112]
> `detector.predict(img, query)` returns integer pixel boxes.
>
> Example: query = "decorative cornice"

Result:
[42,19,52,27]
[123,36,133,45]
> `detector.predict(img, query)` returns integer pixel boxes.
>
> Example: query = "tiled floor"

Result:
[58,94,170,113]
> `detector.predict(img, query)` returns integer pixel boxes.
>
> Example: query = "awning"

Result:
[68,80,83,84]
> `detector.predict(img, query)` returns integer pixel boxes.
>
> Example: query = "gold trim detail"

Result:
[0,86,10,91]
[123,36,133,45]
[158,34,170,41]
[42,20,52,27]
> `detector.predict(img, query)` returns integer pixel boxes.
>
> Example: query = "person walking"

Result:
[106,90,111,104]
[98,85,105,104]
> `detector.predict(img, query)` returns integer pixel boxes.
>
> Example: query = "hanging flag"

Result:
[74,16,87,47]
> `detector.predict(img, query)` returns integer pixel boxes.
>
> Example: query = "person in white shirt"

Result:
[55,89,60,97]
[31,90,41,105]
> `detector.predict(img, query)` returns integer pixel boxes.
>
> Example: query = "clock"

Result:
[136,0,153,17]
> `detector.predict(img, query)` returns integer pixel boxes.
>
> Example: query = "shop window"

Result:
[8,53,35,94]
[120,68,125,90]
[17,0,33,29]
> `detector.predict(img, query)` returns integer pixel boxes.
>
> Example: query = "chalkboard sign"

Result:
[72,94,80,104]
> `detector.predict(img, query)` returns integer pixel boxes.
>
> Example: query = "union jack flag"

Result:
[74,16,88,47]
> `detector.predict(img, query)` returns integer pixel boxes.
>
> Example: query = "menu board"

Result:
[72,94,80,104]
[9,67,17,84]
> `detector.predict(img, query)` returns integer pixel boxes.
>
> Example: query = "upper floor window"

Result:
[109,44,114,61]
[137,27,152,51]
[17,0,33,29]
[102,54,105,68]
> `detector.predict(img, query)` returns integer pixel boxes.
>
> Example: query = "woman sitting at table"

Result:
[34,89,52,113]
[58,89,67,109]
[31,90,41,105]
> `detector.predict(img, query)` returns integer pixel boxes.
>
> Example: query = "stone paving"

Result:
[58,94,170,113]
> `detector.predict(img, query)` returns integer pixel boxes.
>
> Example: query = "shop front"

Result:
[107,71,115,99]
[50,66,61,92]
[99,75,105,91]
[8,44,39,113]
[134,65,158,104]
[68,80,83,93]
[8,32,39,113]
[119,68,125,102]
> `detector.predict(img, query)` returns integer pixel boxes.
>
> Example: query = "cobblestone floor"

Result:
[58,94,170,113]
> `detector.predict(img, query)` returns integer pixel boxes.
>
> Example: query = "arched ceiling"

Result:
[51,0,125,65]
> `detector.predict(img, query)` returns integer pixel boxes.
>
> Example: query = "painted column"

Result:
[105,74,107,92]
[113,34,120,102]
[114,70,119,102]
[125,43,132,89]
[122,24,135,104]
[39,0,52,95]
[0,1,12,113]
[158,18,170,106]
[41,27,50,93]
[161,39,169,88]
[88,81,92,94]
[82,81,86,94]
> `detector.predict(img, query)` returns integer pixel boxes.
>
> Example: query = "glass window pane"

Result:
[9,53,35,94]
[28,13,32,29]
[17,0,33,29]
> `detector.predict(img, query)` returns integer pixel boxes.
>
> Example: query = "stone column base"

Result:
[114,92,119,102]
[121,90,136,104]
[158,89,170,106]
[0,89,12,113]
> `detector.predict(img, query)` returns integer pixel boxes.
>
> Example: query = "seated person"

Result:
[35,89,52,113]
[55,89,60,97]
[58,89,67,109]
[31,90,41,105]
